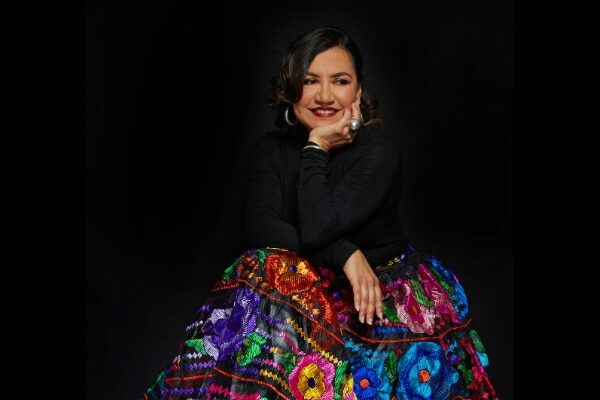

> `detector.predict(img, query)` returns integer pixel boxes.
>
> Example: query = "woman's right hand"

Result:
[343,249,383,325]
[308,100,361,150]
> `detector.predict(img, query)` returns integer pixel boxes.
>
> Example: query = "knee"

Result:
[232,247,320,295]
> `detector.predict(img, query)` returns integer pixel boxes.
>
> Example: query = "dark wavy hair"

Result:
[268,26,382,132]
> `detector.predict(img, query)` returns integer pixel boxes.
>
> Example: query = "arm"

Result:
[309,238,359,271]
[244,136,301,250]
[299,142,388,325]
[245,135,361,271]
[297,143,400,248]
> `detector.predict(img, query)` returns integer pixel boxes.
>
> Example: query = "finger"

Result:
[375,280,383,320]
[337,111,353,141]
[348,102,361,141]
[351,101,361,120]
[351,278,361,313]
[360,278,368,324]
[366,280,376,325]
[339,107,353,130]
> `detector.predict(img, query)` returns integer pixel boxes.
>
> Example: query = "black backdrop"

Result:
[86,0,513,398]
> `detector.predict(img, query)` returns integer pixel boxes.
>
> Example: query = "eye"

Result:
[334,79,350,85]
[303,78,317,85]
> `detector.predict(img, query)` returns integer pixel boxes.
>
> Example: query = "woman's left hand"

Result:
[308,100,361,150]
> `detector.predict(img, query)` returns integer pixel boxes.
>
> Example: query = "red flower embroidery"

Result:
[265,252,319,295]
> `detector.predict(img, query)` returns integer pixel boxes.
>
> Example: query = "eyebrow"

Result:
[306,72,353,78]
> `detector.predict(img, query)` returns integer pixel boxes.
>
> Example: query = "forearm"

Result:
[297,143,398,247]
[306,238,359,271]
[244,214,301,250]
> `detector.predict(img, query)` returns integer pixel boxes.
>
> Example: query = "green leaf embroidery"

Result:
[222,264,235,280]
[410,279,433,307]
[185,338,206,355]
[469,329,486,353]
[236,333,267,366]
[383,300,400,322]
[384,351,398,385]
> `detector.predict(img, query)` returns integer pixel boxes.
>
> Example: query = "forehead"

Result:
[308,47,355,74]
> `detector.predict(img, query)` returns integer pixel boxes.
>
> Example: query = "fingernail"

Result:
[359,315,365,324]
[378,312,383,320]
[367,317,373,325]
[355,304,360,312]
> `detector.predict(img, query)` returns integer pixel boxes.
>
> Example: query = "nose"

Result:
[315,82,334,106]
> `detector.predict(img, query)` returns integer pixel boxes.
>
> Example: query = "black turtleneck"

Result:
[244,125,408,271]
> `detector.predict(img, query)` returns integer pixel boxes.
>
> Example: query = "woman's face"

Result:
[293,47,361,131]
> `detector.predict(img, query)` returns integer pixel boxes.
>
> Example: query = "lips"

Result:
[310,107,340,118]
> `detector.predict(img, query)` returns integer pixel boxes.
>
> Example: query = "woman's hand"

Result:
[308,100,361,150]
[343,249,383,325]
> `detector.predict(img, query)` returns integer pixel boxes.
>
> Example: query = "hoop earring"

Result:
[284,106,297,126]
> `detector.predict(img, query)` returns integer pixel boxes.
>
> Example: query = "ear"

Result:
[356,87,363,101]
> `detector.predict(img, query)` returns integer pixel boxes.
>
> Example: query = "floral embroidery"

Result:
[342,376,356,400]
[392,279,438,334]
[417,264,461,324]
[429,256,469,319]
[145,248,497,400]
[396,342,459,400]
[350,355,392,400]
[289,353,336,400]
[202,287,260,360]
[458,336,495,394]
[236,332,267,366]
[265,252,320,295]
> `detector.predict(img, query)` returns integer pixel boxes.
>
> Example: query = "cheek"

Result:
[298,87,317,105]
[338,89,358,105]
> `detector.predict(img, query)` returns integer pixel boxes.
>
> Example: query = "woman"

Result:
[145,27,497,400]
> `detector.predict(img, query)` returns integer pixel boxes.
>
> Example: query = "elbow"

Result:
[299,225,329,248]
[301,236,323,249]
[244,214,260,246]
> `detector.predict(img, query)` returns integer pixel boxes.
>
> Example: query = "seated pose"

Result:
[144,26,498,400]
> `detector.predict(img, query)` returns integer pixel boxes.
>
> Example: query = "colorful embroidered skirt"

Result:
[144,246,497,399]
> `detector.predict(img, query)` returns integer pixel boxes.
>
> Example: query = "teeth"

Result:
[314,110,336,117]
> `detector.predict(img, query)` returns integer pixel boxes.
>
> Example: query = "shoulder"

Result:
[251,129,305,156]
[249,130,299,169]
[250,131,282,155]
[253,129,299,147]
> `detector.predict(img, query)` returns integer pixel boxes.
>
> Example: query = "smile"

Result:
[310,108,339,118]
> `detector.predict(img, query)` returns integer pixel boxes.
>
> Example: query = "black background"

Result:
[86,0,513,398]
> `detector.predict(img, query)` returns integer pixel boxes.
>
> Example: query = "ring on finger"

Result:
[348,118,363,133]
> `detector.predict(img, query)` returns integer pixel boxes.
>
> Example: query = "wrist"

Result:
[303,139,330,154]
[303,142,328,154]
[343,249,361,269]
[307,135,331,150]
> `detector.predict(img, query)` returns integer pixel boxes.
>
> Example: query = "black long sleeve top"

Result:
[244,124,408,271]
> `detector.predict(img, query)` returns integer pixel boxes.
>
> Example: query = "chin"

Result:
[309,118,340,130]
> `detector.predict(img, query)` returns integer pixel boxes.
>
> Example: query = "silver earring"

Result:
[284,106,297,126]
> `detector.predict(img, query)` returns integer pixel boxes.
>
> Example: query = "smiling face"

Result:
[293,47,362,131]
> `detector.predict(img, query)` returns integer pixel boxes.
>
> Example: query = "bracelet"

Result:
[302,140,329,153]
[302,144,329,153]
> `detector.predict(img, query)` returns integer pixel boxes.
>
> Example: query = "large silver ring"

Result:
[348,118,363,133]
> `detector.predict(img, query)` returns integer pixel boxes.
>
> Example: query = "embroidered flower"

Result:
[289,353,335,400]
[429,256,469,319]
[350,355,392,400]
[202,287,260,360]
[265,252,319,295]
[342,376,356,400]
[396,342,459,400]
[392,279,438,335]
[417,264,461,324]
